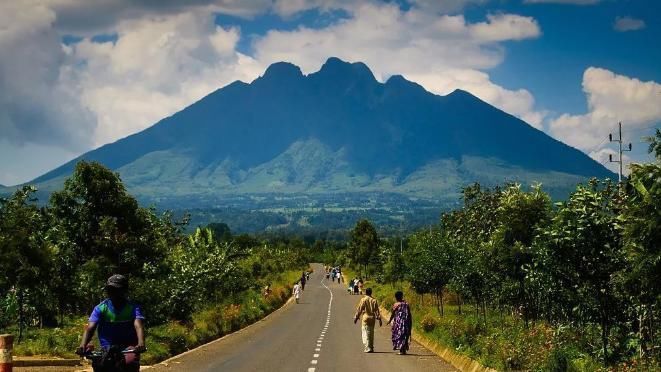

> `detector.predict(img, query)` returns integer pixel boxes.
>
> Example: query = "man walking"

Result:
[353,288,382,353]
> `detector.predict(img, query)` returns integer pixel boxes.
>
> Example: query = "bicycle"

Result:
[78,345,145,372]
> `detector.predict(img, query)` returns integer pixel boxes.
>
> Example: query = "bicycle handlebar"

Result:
[79,347,146,358]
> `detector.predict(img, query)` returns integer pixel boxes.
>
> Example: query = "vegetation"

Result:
[0,161,311,363]
[333,144,661,370]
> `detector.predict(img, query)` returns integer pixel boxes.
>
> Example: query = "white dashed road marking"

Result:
[306,271,334,371]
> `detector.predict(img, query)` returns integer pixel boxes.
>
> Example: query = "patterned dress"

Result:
[391,301,412,351]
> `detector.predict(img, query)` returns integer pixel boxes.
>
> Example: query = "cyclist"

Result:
[77,274,146,371]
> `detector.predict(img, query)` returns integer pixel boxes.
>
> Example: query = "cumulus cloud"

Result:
[69,11,263,146]
[0,1,96,150]
[613,16,646,32]
[1,0,547,184]
[255,3,544,126]
[549,67,661,158]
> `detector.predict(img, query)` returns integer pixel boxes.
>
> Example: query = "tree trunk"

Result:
[458,296,462,316]
[601,320,609,366]
[18,289,24,343]
[482,299,488,329]
[440,290,444,317]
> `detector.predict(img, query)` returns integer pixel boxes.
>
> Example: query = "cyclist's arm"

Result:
[77,321,97,353]
[134,318,146,350]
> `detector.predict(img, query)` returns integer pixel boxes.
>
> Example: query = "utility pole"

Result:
[609,122,632,182]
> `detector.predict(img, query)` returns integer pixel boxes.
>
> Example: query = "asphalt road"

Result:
[149,263,456,372]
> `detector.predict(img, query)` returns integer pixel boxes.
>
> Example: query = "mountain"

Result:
[30,57,612,211]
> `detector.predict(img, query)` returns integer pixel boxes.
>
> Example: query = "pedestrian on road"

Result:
[293,281,301,304]
[300,272,307,291]
[386,291,412,355]
[353,288,382,353]
[357,279,364,295]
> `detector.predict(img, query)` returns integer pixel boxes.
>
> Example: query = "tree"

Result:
[406,230,455,316]
[49,161,170,311]
[206,222,232,242]
[166,228,249,320]
[620,162,661,357]
[535,179,624,364]
[381,238,406,287]
[349,219,379,278]
[643,128,661,162]
[492,184,552,326]
[0,186,52,340]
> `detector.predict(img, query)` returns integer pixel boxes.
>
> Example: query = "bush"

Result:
[546,348,569,372]
[421,313,439,333]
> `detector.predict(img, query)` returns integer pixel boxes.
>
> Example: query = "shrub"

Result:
[421,313,439,333]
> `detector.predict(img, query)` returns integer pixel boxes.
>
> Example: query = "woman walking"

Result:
[386,291,412,355]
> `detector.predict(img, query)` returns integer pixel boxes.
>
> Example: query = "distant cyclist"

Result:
[77,274,146,372]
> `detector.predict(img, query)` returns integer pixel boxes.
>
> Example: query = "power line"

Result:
[586,122,619,154]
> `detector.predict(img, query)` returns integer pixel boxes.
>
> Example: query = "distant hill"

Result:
[30,57,613,212]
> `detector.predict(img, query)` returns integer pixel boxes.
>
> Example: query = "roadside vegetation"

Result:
[0,161,311,364]
[325,131,661,371]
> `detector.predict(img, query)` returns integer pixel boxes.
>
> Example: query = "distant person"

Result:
[353,288,382,353]
[293,281,301,304]
[331,268,336,282]
[76,274,145,372]
[263,284,271,297]
[357,279,364,295]
[305,271,310,281]
[353,279,360,295]
[386,291,412,355]
[301,272,307,291]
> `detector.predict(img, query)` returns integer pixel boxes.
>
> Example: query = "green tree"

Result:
[620,162,661,358]
[381,238,406,287]
[406,230,455,316]
[167,228,249,320]
[535,179,624,364]
[349,219,379,278]
[49,161,172,311]
[492,184,552,325]
[643,128,661,161]
[206,222,232,242]
[0,186,53,340]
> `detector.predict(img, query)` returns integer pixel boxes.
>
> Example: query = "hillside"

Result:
[27,57,612,212]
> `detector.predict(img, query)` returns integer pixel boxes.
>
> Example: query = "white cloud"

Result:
[613,16,646,32]
[405,69,546,128]
[0,0,547,184]
[69,11,264,147]
[549,67,661,158]
[255,3,544,126]
[0,1,96,150]
[469,13,541,42]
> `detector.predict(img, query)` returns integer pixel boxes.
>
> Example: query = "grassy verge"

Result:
[11,269,304,365]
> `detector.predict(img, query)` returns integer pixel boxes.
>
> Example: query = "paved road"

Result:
[149,263,456,372]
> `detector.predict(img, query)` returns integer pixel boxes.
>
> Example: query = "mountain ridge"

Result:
[27,57,612,207]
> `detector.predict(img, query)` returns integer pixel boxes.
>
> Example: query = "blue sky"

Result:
[0,0,659,185]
